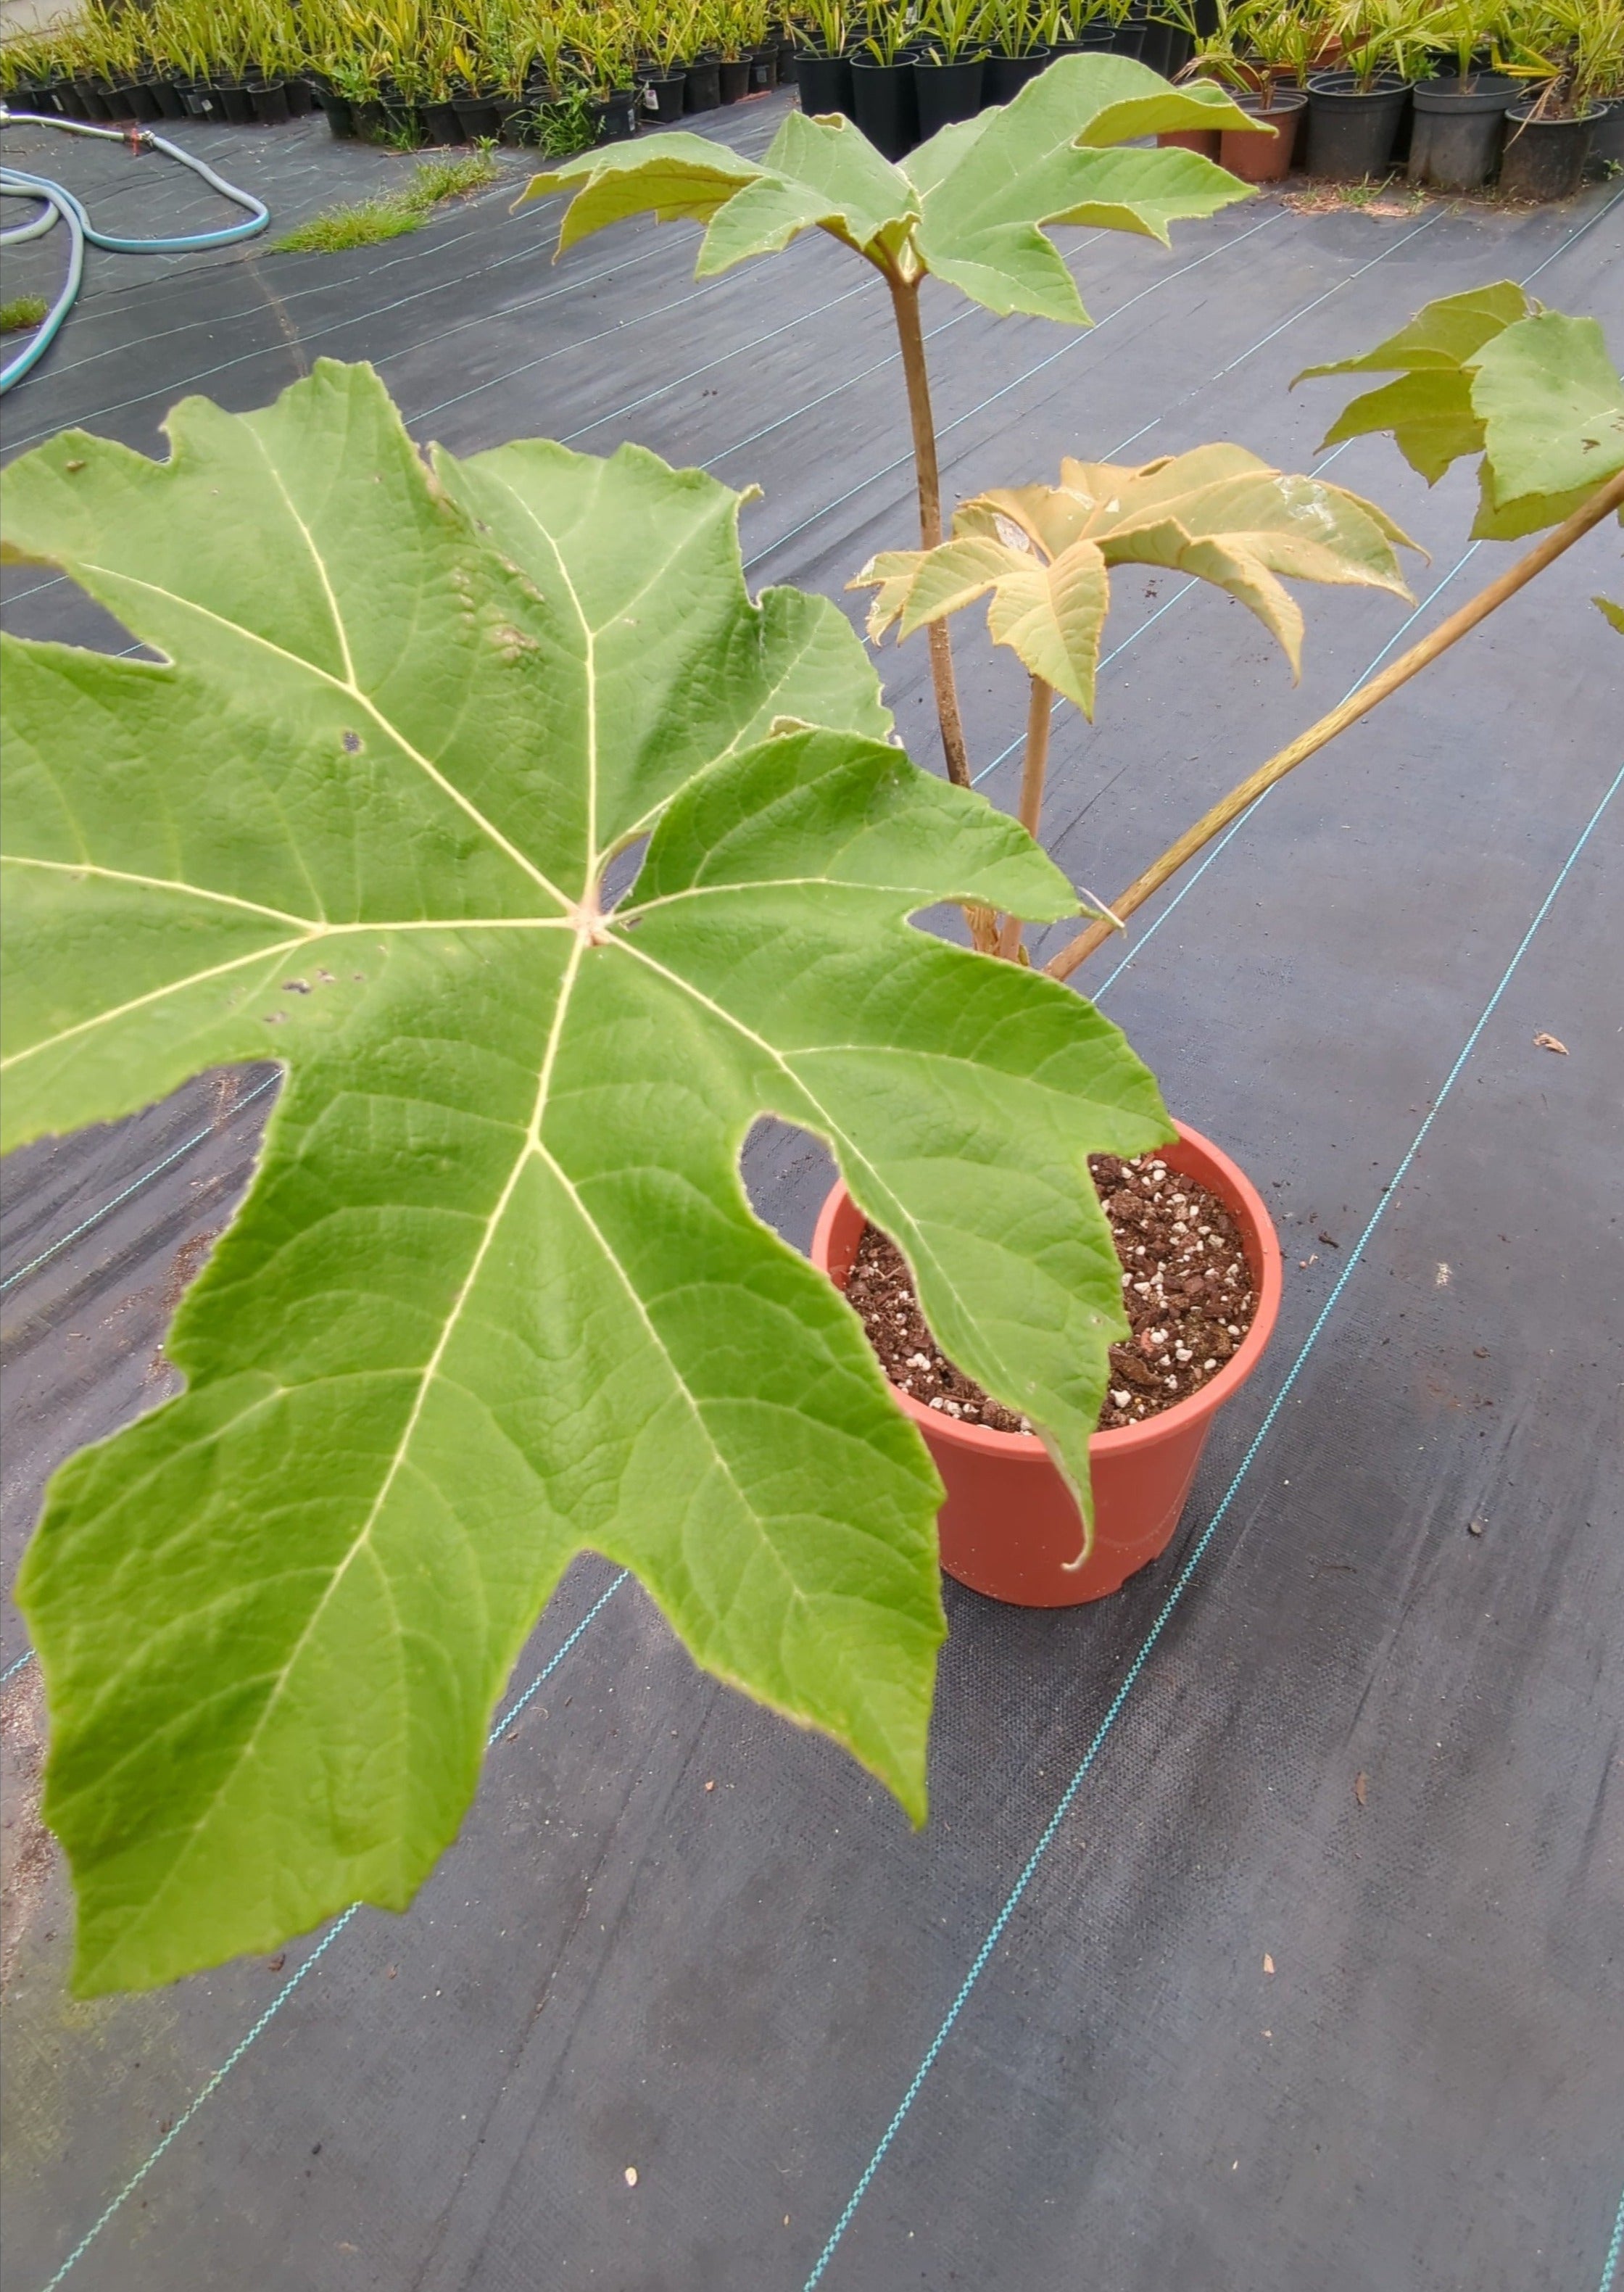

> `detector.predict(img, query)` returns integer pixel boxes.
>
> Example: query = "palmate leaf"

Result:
[1,362,1173,1995]
[1296,286,1624,541]
[521,57,1255,321]
[854,445,1417,711]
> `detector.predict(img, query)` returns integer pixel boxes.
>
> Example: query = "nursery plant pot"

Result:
[1050,28,1116,54]
[1406,73,1515,189]
[421,97,464,144]
[1305,71,1412,180]
[1499,102,1602,201]
[592,88,639,142]
[912,52,984,136]
[181,82,218,118]
[811,1121,1283,1608]
[94,78,134,119]
[1158,124,1221,157]
[1109,1,1150,61]
[1588,99,1624,170]
[982,48,1052,106]
[749,44,779,92]
[218,83,257,125]
[639,71,687,125]
[113,80,163,123]
[285,75,314,115]
[451,91,500,139]
[318,89,357,138]
[718,57,752,104]
[850,55,919,160]
[248,80,291,125]
[795,50,854,119]
[684,56,723,112]
[1219,87,1307,183]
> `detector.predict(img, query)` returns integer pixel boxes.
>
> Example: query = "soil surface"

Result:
[845,1151,1259,1436]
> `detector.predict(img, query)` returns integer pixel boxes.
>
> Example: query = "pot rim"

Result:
[1505,96,1607,125]
[812,1117,1284,1463]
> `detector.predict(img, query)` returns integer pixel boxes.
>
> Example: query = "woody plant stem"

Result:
[1044,468,1624,982]
[885,270,973,791]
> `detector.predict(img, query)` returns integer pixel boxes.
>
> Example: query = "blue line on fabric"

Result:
[1,1649,36,1687]
[802,761,1624,2290]
[1599,2180,1624,2292]
[1,1071,282,1298]
[36,1568,630,2292]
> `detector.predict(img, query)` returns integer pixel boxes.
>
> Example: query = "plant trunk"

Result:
[1045,470,1624,982]
[885,272,972,793]
[998,677,1052,960]
[885,269,998,953]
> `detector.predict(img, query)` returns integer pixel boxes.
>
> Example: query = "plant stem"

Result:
[885,270,972,793]
[1044,471,1624,983]
[998,676,1053,961]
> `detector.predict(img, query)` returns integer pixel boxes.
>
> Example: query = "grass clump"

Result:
[1,296,50,333]
[271,148,501,256]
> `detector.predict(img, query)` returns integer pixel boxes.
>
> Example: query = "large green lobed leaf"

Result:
[521,57,1254,321]
[1297,285,1624,540]
[1,363,1171,1993]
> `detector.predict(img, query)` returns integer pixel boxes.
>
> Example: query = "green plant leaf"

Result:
[1,362,1172,1994]
[855,444,1417,704]
[1298,286,1624,539]
[521,56,1254,320]
[1294,280,1532,381]
[1467,312,1624,540]
[911,57,1256,323]
[1595,595,1624,634]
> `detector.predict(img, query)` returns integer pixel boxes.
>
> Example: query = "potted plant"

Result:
[984,5,1056,103]
[1401,0,1537,189]
[1500,0,1620,198]
[911,0,985,136]
[794,0,857,115]
[1045,1,1121,59]
[850,0,920,158]
[1306,0,1428,178]
[636,0,694,123]
[1211,0,1315,180]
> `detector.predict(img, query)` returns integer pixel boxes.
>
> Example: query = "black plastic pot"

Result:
[1406,74,1515,189]
[718,57,751,103]
[684,56,722,112]
[318,88,357,137]
[777,38,798,87]
[94,79,134,119]
[1591,100,1624,170]
[149,78,187,120]
[1305,72,1411,179]
[850,55,919,159]
[749,44,779,92]
[592,88,639,141]
[451,91,500,139]
[793,50,853,119]
[70,78,109,120]
[181,82,218,118]
[913,52,983,136]
[421,97,464,144]
[248,80,291,125]
[112,80,162,123]
[1109,2,1150,60]
[639,70,686,124]
[217,83,257,125]
[1050,28,1116,54]
[982,49,1052,105]
[285,75,314,115]
[1499,102,1602,200]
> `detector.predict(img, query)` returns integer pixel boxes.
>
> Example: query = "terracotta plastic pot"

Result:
[1221,87,1306,182]
[811,1121,1283,1607]
[1158,123,1222,158]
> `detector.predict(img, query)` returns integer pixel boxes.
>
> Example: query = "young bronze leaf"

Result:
[856,444,1416,699]
[1,362,1171,1995]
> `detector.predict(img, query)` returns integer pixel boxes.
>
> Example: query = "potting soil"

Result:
[2,97,1621,2292]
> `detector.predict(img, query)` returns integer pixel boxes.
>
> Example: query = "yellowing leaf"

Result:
[855,444,1417,700]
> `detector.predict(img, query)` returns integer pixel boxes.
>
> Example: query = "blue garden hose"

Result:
[0,110,268,392]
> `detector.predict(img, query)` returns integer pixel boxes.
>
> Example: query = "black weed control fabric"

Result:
[2,97,1620,2292]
